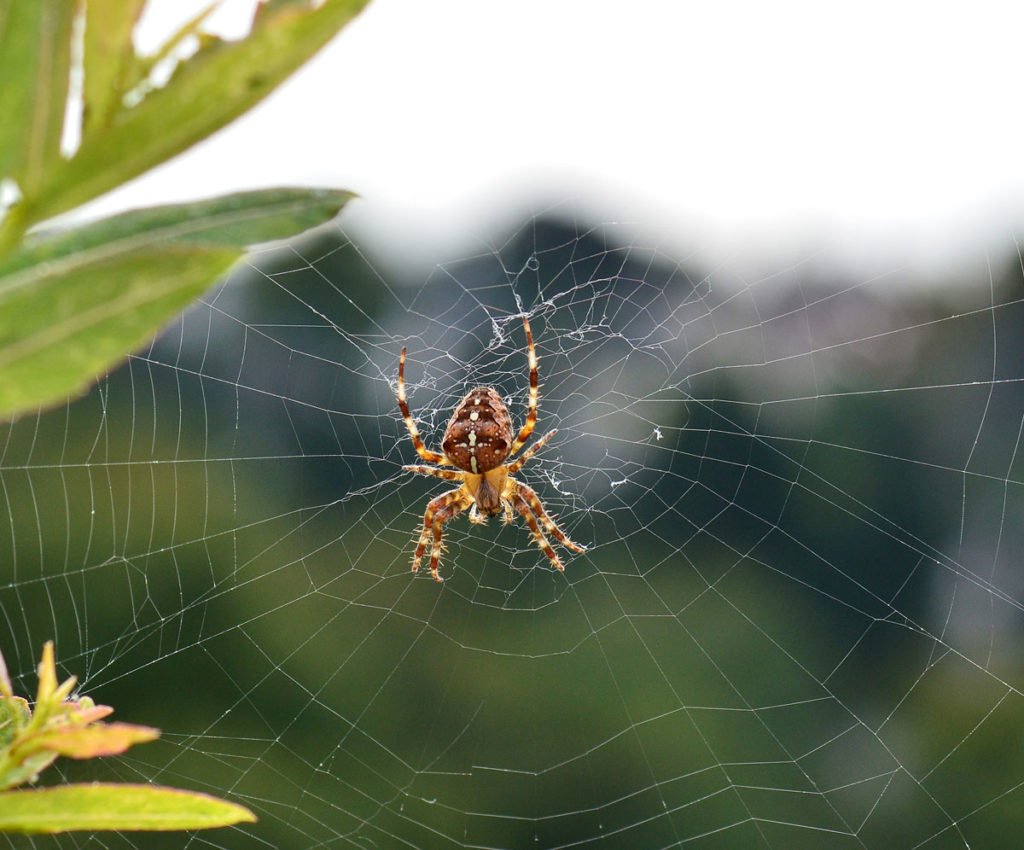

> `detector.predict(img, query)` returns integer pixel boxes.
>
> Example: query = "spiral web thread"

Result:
[1,208,1023,849]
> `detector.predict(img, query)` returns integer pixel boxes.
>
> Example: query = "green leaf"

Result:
[0,187,350,421]
[0,0,75,195]
[34,641,61,706]
[34,722,160,759]
[31,0,370,223]
[81,0,148,137]
[0,187,353,277]
[0,783,256,832]
[0,244,238,418]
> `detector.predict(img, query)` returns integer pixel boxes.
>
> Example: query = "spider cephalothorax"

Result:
[397,316,585,582]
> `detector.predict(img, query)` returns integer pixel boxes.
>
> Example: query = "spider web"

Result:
[2,203,1024,849]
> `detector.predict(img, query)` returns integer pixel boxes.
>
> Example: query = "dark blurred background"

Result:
[2,209,1023,849]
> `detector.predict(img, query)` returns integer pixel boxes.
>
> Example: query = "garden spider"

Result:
[397,316,585,582]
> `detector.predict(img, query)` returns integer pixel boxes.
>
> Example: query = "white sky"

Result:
[87,0,1024,272]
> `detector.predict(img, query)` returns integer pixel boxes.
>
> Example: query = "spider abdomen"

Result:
[442,386,512,474]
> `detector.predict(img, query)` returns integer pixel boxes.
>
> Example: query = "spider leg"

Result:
[427,494,473,581]
[412,488,461,575]
[511,479,586,554]
[512,494,564,572]
[403,465,463,482]
[509,316,539,455]
[506,429,557,474]
[412,487,471,582]
[398,347,447,465]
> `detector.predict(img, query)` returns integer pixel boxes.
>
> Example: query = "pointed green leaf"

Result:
[0,783,256,832]
[0,242,239,418]
[34,722,159,759]
[34,642,59,706]
[31,0,369,223]
[0,187,350,420]
[0,0,76,194]
[0,188,353,277]
[81,0,148,137]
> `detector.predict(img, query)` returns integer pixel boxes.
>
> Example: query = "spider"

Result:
[397,316,585,582]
